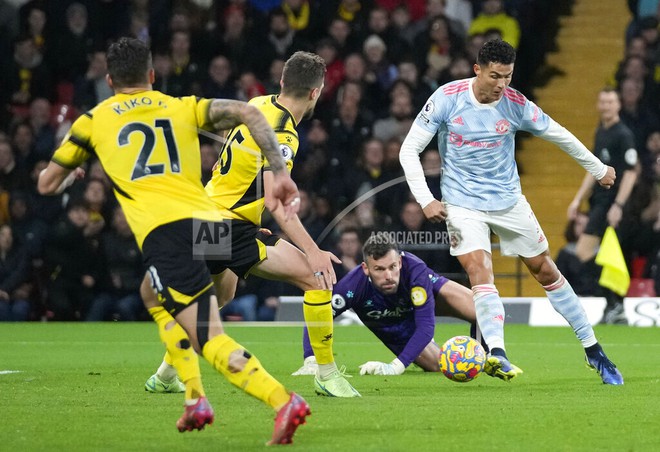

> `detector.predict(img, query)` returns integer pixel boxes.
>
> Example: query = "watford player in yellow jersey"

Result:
[147,51,361,398]
[38,37,311,444]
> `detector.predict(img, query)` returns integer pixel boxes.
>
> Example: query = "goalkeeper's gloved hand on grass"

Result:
[291,355,318,376]
[358,358,405,376]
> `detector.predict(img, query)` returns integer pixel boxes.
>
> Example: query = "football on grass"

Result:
[439,335,486,382]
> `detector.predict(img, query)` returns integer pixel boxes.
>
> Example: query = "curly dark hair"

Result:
[106,37,152,88]
[281,51,327,98]
[362,233,399,261]
[476,39,516,66]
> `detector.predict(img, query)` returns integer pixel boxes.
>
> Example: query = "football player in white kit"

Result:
[399,39,623,385]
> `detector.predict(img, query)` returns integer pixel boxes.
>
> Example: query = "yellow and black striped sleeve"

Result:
[51,113,94,169]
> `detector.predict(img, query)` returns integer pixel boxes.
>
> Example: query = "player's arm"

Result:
[537,119,615,188]
[263,171,340,290]
[38,162,85,195]
[207,99,300,217]
[567,172,596,220]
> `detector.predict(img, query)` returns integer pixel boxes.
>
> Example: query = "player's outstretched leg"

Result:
[268,392,311,445]
[543,275,624,385]
[202,333,311,444]
[148,306,213,431]
[304,290,361,397]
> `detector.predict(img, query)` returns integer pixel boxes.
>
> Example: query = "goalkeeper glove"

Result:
[358,358,405,376]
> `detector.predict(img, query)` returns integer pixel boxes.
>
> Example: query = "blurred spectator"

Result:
[362,34,398,106]
[27,97,56,161]
[201,55,237,100]
[49,2,100,84]
[236,72,266,101]
[281,0,322,41]
[81,178,113,236]
[364,6,410,64]
[0,140,29,194]
[397,59,435,111]
[208,4,253,75]
[468,0,520,49]
[9,190,47,259]
[332,226,362,280]
[326,17,359,57]
[152,49,174,95]
[43,199,103,320]
[413,15,464,83]
[619,77,659,151]
[319,0,370,37]
[437,53,473,85]
[250,7,310,79]
[73,50,113,112]
[263,58,286,94]
[86,206,144,321]
[372,82,414,141]
[9,122,36,171]
[166,30,204,97]
[316,39,345,105]
[390,4,419,46]
[28,160,64,224]
[19,2,49,56]
[0,33,54,127]
[0,224,31,321]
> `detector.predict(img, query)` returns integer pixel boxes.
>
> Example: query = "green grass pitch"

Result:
[1,323,659,451]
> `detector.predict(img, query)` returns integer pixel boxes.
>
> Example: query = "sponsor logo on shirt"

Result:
[452,116,464,125]
[449,132,502,149]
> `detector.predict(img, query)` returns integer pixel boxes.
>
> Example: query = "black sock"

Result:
[585,343,602,358]
[491,347,507,358]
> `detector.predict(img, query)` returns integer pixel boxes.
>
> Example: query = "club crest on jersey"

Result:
[495,119,510,134]
[410,286,427,306]
[280,144,293,161]
[332,294,346,309]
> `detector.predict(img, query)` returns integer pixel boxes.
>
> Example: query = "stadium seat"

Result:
[626,278,656,297]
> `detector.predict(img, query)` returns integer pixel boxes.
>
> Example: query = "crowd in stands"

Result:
[0,0,656,321]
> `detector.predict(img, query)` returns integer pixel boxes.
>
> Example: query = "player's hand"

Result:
[597,166,616,189]
[267,171,300,221]
[307,248,341,290]
[291,356,318,376]
[422,200,447,223]
[359,359,405,376]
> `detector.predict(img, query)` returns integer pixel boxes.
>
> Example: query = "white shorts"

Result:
[445,196,549,258]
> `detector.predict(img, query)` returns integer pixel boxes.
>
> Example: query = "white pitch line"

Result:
[0,370,21,375]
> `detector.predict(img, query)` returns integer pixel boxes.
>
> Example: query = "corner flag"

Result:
[595,227,630,296]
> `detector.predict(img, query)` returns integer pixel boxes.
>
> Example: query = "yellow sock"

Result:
[202,334,289,409]
[148,306,205,399]
[303,289,334,365]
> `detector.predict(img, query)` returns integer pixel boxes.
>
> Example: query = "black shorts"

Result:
[584,196,615,237]
[142,219,215,315]
[205,219,280,278]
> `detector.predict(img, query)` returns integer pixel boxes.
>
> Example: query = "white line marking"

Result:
[0,370,21,375]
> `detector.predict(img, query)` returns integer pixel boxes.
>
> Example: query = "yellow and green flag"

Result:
[595,226,630,296]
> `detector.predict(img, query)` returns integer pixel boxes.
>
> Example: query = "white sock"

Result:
[317,362,338,380]
[156,360,178,382]
[473,284,506,351]
[544,275,597,348]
